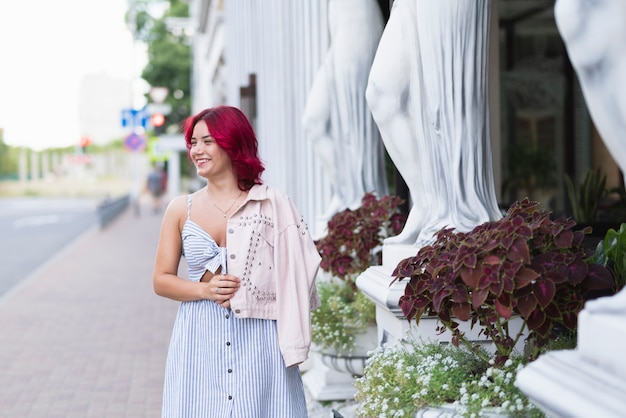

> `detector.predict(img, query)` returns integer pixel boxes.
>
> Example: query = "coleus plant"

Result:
[316,192,407,289]
[394,199,614,365]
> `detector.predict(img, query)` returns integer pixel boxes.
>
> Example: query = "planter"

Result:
[415,405,508,417]
[319,324,378,377]
[303,325,379,401]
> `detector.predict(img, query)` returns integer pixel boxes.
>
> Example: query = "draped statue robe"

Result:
[303,0,388,221]
[366,0,501,246]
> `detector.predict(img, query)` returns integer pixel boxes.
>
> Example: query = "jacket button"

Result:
[228,228,234,234]
[230,254,236,259]
[235,309,241,314]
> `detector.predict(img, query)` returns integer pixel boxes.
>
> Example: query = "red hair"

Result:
[183,106,265,190]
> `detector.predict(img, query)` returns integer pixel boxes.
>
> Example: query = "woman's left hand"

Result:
[211,273,240,308]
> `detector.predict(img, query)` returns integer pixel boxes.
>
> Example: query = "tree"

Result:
[0,131,19,179]
[128,0,191,133]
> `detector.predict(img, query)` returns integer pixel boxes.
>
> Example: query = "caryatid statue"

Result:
[555,0,626,312]
[303,0,388,221]
[366,0,502,246]
[555,0,626,176]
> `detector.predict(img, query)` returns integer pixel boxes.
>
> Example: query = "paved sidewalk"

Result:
[0,202,176,418]
[0,200,356,418]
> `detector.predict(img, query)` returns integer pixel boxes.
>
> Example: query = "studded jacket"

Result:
[226,184,321,368]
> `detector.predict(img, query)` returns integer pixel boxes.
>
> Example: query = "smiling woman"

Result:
[0,0,140,151]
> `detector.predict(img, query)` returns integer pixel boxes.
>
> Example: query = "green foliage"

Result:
[354,337,543,417]
[591,223,626,292]
[565,168,607,224]
[134,0,191,133]
[311,280,376,353]
[0,136,19,178]
[395,198,615,365]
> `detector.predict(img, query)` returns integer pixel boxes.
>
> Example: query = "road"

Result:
[0,197,99,297]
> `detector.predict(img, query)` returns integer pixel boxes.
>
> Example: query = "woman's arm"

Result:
[152,196,239,304]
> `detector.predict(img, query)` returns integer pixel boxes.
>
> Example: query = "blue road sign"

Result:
[121,107,149,129]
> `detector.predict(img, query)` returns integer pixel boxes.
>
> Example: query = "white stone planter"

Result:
[415,405,507,417]
[303,325,379,401]
[319,324,378,377]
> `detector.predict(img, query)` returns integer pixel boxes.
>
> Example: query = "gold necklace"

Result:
[208,189,243,218]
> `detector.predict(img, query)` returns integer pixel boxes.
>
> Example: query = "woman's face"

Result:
[189,120,233,179]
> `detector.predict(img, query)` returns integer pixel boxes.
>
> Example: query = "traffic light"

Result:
[151,113,166,135]
[79,136,92,153]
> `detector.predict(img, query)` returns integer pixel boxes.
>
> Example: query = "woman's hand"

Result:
[202,273,240,308]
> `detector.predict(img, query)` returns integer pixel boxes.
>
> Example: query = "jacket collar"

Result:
[245,183,269,202]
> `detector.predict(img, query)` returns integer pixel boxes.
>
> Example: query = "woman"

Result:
[153,106,321,417]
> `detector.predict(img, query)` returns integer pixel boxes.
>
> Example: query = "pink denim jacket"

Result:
[226,184,321,367]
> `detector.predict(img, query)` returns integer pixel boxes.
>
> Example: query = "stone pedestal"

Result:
[356,245,418,345]
[516,290,626,417]
[302,354,361,401]
[303,326,378,401]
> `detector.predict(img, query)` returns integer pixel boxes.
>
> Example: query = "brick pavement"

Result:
[0,203,178,418]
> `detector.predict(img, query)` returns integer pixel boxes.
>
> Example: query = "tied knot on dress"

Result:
[204,246,228,274]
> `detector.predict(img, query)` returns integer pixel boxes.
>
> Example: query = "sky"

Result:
[0,0,147,151]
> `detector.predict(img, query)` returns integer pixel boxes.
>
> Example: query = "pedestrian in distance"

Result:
[152,105,321,417]
[147,162,167,213]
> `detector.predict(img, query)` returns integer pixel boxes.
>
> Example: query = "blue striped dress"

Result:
[162,196,307,417]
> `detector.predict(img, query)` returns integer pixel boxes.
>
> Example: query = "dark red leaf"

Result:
[502,276,515,293]
[507,237,531,264]
[584,264,615,290]
[483,254,501,265]
[514,267,539,289]
[516,293,537,319]
[545,271,567,285]
[554,229,573,249]
[526,308,546,332]
[451,285,469,303]
[495,297,512,319]
[533,279,556,308]
[462,252,477,269]
[460,265,483,289]
[472,287,489,309]
[432,289,450,312]
[490,279,504,297]
[536,316,553,337]
[566,260,588,284]
[452,302,471,321]
[543,303,560,320]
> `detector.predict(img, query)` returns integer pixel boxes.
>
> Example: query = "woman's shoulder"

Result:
[163,194,190,219]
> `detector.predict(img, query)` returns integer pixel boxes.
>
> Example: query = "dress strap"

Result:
[187,195,192,219]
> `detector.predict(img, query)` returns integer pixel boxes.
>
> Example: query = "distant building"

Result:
[78,73,134,146]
